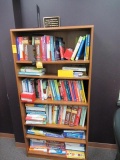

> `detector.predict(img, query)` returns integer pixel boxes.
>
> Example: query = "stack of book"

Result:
[29,139,47,152]
[19,66,46,76]
[29,139,85,158]
[66,144,85,159]
[25,104,47,124]
[25,104,87,127]
[61,65,87,77]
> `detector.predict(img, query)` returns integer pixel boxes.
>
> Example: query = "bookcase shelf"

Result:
[26,134,86,144]
[10,25,94,160]
[18,74,89,80]
[22,98,89,106]
[16,60,90,64]
[28,150,86,160]
[24,123,87,130]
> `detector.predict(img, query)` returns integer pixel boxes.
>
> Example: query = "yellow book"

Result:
[79,80,86,103]
[58,70,73,77]
[66,150,85,159]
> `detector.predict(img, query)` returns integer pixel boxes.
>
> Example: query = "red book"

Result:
[46,36,51,61]
[41,36,47,61]
[34,36,41,61]
[61,80,68,101]
[73,81,79,102]
[69,106,78,126]
[63,48,73,60]
[74,107,82,126]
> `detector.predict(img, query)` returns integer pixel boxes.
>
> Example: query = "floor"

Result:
[0,137,117,160]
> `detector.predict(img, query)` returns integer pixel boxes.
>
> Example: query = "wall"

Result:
[0,0,24,142]
[20,0,120,144]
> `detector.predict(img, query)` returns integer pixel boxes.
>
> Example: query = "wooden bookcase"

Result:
[10,25,94,160]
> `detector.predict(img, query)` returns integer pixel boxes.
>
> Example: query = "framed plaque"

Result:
[43,16,60,28]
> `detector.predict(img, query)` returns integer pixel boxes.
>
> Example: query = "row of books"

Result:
[16,34,90,62]
[21,79,87,102]
[71,34,90,61]
[25,104,87,127]
[27,127,85,139]
[16,35,65,61]
[29,139,85,158]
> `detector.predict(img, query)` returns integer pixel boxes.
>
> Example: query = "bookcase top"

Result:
[10,25,94,32]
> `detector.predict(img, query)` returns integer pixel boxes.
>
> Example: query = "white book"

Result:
[28,79,35,93]
[45,105,49,123]
[71,36,83,60]
[26,107,45,112]
[22,79,28,92]
[62,105,67,124]
[48,105,52,124]
[62,66,86,72]
[26,120,46,124]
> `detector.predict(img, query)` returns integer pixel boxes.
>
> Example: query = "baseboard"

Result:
[15,142,26,148]
[0,132,14,138]
[88,142,117,149]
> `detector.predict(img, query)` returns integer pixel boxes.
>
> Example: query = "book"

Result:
[79,107,87,127]
[69,106,78,126]
[63,130,85,139]
[18,71,45,76]
[63,48,73,60]
[27,127,45,136]
[64,106,72,125]
[71,36,83,60]
[66,150,85,159]
[65,142,85,152]
[20,66,46,73]
[84,34,90,60]
[62,66,86,72]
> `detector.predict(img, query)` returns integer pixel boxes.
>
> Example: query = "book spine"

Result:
[50,36,55,61]
[46,35,51,61]
[84,34,90,60]
[48,105,52,124]
[74,107,82,126]
[54,80,61,100]
[16,37,20,60]
[69,106,78,126]
[64,106,72,125]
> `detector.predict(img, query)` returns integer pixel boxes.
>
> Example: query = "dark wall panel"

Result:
[20,0,120,144]
[0,0,24,142]
[0,53,13,133]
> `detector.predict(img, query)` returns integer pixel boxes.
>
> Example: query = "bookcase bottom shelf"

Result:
[28,150,86,160]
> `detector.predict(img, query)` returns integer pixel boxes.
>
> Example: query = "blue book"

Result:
[50,36,55,61]
[66,80,72,101]
[84,34,90,60]
[49,80,58,100]
[75,36,86,60]
[16,37,20,60]
[26,110,46,115]
[71,81,76,101]
[63,131,85,139]
[45,131,64,138]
